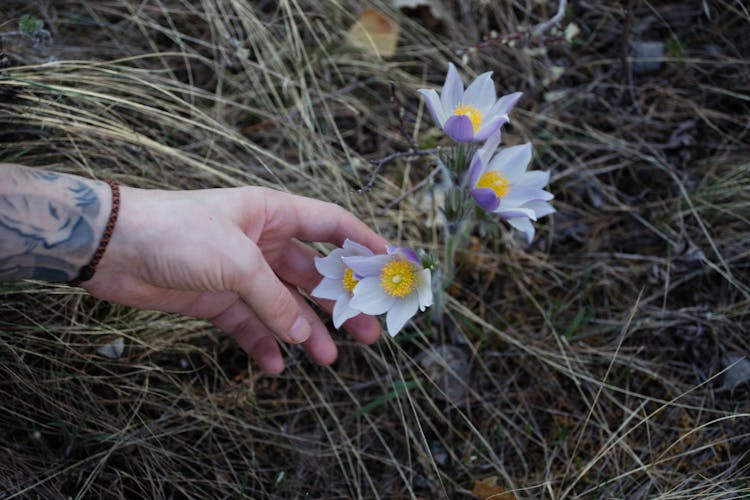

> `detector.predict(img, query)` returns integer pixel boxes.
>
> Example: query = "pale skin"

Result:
[0,163,388,374]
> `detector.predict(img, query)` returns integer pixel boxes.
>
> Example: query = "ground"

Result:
[1,1,749,498]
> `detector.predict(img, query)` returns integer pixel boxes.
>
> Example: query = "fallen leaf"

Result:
[346,9,400,58]
[472,476,516,500]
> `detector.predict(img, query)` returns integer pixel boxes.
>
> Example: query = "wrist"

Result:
[69,179,120,286]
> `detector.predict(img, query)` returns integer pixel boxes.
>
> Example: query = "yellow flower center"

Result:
[342,267,359,294]
[379,259,417,298]
[476,171,511,199]
[453,104,482,132]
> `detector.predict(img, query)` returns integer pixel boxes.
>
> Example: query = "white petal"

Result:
[488,143,532,184]
[507,217,536,243]
[518,170,550,190]
[342,254,390,278]
[499,186,553,208]
[418,88,447,127]
[385,293,420,336]
[314,249,346,278]
[441,63,463,112]
[494,207,537,221]
[332,292,360,329]
[477,130,502,168]
[343,239,374,256]
[349,277,395,315]
[311,277,345,301]
[416,269,433,310]
[485,91,523,120]
[463,72,495,113]
[521,200,556,218]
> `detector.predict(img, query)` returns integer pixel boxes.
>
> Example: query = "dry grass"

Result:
[1,1,749,498]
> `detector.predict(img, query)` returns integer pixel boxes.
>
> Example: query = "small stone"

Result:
[96,337,124,360]
[721,353,750,392]
[417,345,470,401]
[631,41,664,74]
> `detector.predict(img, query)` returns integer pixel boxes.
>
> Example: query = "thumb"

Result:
[224,232,311,345]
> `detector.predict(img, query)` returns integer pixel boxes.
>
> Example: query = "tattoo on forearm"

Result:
[0,164,110,282]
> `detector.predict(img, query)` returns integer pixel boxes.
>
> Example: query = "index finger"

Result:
[267,190,388,252]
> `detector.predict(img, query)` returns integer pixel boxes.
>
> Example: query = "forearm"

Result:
[0,163,112,281]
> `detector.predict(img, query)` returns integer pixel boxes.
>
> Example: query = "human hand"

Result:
[83,185,388,374]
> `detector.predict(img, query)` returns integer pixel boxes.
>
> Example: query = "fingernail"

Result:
[289,317,310,343]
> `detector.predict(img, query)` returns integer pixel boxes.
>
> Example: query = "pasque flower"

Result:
[344,246,432,336]
[311,239,374,328]
[418,63,522,143]
[468,132,555,243]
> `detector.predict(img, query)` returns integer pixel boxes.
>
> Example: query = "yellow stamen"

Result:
[379,260,417,298]
[453,104,482,132]
[342,267,359,294]
[476,171,511,199]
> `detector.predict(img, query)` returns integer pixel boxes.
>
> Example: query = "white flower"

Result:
[344,246,432,336]
[418,63,522,143]
[468,132,555,243]
[311,239,373,328]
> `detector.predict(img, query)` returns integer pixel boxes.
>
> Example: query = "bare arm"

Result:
[1,163,389,373]
[0,163,112,281]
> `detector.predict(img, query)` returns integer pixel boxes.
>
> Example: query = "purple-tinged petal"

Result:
[473,115,508,142]
[418,88,447,127]
[444,115,475,142]
[467,152,484,187]
[477,130,502,168]
[342,238,374,256]
[495,207,537,221]
[463,72,495,113]
[488,142,532,183]
[500,186,554,207]
[385,293,420,336]
[441,63,463,112]
[486,91,523,120]
[342,254,390,278]
[507,217,536,243]
[388,246,420,264]
[349,277,395,315]
[470,188,501,212]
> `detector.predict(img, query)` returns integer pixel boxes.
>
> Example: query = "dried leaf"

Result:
[472,476,516,500]
[346,9,400,58]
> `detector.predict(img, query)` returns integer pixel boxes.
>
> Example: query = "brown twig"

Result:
[390,81,417,151]
[356,148,439,193]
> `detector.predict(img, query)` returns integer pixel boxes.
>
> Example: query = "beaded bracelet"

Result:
[69,179,120,287]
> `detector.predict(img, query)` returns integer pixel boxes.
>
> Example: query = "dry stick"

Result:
[621,0,640,109]
[356,148,439,194]
[390,81,417,151]
[532,0,568,36]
